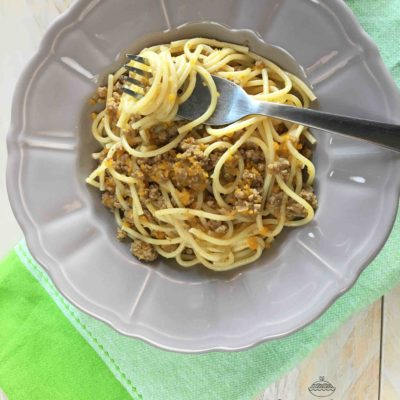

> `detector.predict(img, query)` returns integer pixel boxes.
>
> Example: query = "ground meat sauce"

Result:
[267,158,290,179]
[131,240,158,262]
[92,80,317,263]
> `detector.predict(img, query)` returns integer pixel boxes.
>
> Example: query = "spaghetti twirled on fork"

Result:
[86,38,318,271]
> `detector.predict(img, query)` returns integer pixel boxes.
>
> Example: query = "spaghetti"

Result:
[86,38,318,271]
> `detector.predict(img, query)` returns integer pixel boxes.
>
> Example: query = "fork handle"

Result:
[252,101,400,152]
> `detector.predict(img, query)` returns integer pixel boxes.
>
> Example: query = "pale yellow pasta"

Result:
[86,38,318,271]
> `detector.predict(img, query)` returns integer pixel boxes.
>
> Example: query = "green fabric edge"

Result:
[0,249,133,400]
[14,242,142,400]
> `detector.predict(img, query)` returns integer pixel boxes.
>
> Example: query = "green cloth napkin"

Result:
[1,1,400,399]
[0,249,132,400]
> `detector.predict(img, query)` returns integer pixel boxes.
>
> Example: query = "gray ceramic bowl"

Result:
[7,0,400,352]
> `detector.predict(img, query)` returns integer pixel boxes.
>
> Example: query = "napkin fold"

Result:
[1,1,400,399]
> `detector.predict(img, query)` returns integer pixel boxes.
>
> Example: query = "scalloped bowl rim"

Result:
[6,0,400,352]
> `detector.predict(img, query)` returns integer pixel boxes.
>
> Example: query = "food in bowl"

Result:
[86,38,318,271]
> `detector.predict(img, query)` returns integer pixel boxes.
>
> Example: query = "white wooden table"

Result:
[0,2,399,399]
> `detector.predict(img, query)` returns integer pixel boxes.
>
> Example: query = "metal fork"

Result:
[123,56,400,152]
[122,54,151,99]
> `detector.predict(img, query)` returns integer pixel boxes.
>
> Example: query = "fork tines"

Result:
[123,75,143,87]
[125,64,151,76]
[126,54,148,64]
[122,87,144,99]
[123,54,152,99]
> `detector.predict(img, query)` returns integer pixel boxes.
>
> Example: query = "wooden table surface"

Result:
[256,287,400,399]
[0,1,399,399]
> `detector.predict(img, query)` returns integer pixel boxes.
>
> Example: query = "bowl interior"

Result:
[77,21,316,283]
